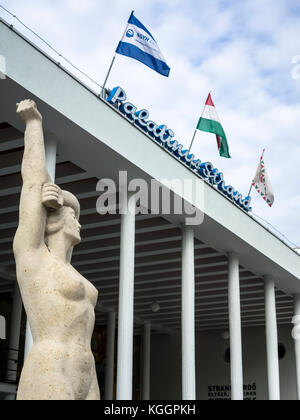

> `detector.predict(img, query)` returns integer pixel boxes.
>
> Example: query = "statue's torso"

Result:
[15,247,99,400]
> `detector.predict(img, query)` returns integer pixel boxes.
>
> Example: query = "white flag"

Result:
[252,149,274,207]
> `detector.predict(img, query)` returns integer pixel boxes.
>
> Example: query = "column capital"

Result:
[264,274,275,281]
[228,251,238,259]
[44,132,58,144]
[228,252,239,267]
[181,223,195,232]
[264,275,276,290]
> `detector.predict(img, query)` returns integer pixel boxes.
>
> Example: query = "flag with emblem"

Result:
[196,93,231,158]
[252,149,274,207]
[101,11,170,98]
[116,11,170,77]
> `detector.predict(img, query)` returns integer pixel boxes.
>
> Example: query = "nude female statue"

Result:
[13,100,100,400]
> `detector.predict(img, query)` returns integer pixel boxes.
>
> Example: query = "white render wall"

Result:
[150,325,297,400]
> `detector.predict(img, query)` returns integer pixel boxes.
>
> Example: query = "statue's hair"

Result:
[45,191,80,237]
[62,190,80,220]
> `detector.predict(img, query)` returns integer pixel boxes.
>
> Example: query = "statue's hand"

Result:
[16,99,42,123]
[42,183,63,210]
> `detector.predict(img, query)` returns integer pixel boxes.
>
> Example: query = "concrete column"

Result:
[45,135,57,181]
[6,283,23,384]
[264,275,280,400]
[293,294,300,400]
[116,192,136,400]
[181,226,196,400]
[105,311,116,401]
[142,323,151,400]
[228,252,244,400]
[4,394,16,400]
[24,319,33,361]
[24,135,57,360]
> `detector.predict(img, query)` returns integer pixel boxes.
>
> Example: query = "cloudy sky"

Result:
[1,0,300,246]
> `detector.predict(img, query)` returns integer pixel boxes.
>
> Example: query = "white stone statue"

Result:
[13,100,100,400]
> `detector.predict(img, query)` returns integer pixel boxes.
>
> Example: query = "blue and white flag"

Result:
[116,12,170,77]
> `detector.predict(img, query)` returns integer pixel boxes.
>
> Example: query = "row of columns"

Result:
[102,230,297,401]
[103,311,152,401]
[228,258,282,401]
[115,224,196,400]
[12,135,300,400]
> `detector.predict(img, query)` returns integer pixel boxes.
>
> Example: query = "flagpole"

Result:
[188,91,213,154]
[101,11,134,98]
[188,130,197,154]
[188,102,207,154]
[101,55,116,98]
[248,184,253,198]
[248,148,266,197]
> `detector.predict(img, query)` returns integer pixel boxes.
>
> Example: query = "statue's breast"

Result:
[52,263,86,302]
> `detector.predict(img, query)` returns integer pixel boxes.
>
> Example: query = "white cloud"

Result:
[63,0,97,14]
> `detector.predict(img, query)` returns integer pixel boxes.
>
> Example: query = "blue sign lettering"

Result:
[106,87,252,213]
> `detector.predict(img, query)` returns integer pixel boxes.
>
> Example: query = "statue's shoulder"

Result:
[13,240,47,265]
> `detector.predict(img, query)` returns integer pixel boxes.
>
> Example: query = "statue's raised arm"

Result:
[13,100,100,401]
[14,100,58,254]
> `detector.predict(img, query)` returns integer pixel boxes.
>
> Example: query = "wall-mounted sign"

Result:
[107,87,252,213]
[208,383,257,400]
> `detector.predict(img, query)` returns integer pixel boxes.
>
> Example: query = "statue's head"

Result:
[45,190,81,247]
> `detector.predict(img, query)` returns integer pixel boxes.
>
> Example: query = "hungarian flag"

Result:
[196,93,231,158]
[252,149,274,207]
